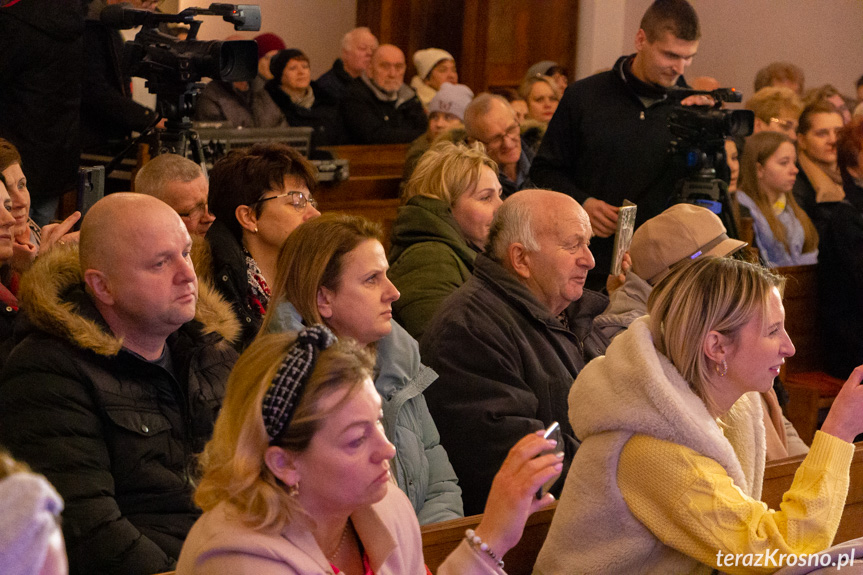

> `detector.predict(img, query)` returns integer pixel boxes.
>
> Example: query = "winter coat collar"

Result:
[18,244,240,356]
[473,253,608,344]
[572,315,765,497]
[360,74,417,109]
[388,195,479,264]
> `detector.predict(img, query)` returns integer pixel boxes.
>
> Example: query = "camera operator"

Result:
[530,0,710,290]
[81,0,164,155]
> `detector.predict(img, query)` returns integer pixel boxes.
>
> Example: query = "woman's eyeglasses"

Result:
[253,191,318,212]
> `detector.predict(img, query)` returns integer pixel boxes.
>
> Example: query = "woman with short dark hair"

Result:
[199,142,320,349]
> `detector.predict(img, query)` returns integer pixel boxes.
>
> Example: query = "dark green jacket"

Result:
[388,196,478,341]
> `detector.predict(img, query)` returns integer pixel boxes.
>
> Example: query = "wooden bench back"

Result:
[774,264,821,374]
[421,503,557,575]
[315,144,410,252]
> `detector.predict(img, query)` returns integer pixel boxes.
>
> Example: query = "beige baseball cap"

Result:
[630,204,747,285]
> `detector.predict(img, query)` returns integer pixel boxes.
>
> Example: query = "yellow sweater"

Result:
[618,430,854,575]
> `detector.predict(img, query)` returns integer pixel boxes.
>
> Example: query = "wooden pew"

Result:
[421,502,557,575]
[761,442,863,544]
[775,264,844,445]
[319,144,410,179]
[315,143,410,251]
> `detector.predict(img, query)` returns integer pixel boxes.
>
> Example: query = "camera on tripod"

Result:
[667,87,755,237]
[102,3,261,125]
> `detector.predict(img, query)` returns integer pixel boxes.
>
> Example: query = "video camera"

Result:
[101,3,260,123]
[667,87,755,237]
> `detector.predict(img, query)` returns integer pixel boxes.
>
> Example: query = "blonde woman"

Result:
[178,327,562,574]
[518,75,560,125]
[389,140,502,340]
[537,257,863,574]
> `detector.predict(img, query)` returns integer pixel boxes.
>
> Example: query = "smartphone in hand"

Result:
[536,421,562,499]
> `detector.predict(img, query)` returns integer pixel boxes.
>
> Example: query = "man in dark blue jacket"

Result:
[530,0,702,290]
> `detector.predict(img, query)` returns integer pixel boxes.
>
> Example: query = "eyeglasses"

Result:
[481,123,520,149]
[177,201,210,221]
[770,117,798,133]
[253,191,317,212]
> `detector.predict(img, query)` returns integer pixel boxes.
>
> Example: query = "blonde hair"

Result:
[0,448,30,479]
[402,140,497,206]
[738,131,818,254]
[194,332,375,532]
[745,86,803,124]
[261,213,383,332]
[518,75,560,102]
[647,257,784,416]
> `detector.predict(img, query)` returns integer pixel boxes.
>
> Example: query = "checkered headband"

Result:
[262,324,337,441]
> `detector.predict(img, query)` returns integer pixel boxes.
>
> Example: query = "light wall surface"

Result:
[578,0,863,99]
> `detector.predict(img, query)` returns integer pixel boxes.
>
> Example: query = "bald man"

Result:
[0,193,239,575]
[339,43,428,144]
[419,190,609,515]
[135,154,215,236]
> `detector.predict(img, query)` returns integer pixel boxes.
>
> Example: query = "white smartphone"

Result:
[536,421,562,500]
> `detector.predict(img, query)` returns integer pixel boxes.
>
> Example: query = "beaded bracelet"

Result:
[465,528,505,570]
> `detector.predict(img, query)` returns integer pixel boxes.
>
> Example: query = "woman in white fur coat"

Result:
[535,256,863,575]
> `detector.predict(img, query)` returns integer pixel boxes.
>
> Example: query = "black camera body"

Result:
[103,3,261,123]
[666,88,755,237]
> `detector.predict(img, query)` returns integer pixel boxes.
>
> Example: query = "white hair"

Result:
[487,196,540,262]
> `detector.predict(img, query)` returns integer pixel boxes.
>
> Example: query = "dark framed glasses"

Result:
[254,191,317,212]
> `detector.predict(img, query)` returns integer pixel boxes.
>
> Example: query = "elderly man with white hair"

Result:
[419,189,608,515]
[314,26,379,104]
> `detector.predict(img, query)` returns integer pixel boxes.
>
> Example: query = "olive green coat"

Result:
[388,196,478,341]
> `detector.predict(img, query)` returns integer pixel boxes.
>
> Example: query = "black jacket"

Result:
[198,220,261,350]
[313,58,354,104]
[0,246,239,575]
[530,55,690,287]
[419,254,608,515]
[264,80,343,146]
[0,0,83,205]
[81,19,158,153]
[339,77,428,144]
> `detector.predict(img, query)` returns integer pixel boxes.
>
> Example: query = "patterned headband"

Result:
[262,324,337,441]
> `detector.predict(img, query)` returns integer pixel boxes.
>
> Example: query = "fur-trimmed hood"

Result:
[18,243,241,356]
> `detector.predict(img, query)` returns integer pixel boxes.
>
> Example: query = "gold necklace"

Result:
[327,522,350,563]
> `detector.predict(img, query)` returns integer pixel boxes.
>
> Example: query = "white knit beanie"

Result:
[0,473,64,575]
[413,48,454,79]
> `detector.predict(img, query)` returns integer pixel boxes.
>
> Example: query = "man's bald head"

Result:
[488,189,595,313]
[80,193,188,273]
[488,190,589,262]
[80,193,198,357]
[369,44,406,92]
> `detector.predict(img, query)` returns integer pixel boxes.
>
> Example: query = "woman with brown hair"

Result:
[736,131,819,267]
[0,139,80,273]
[201,143,320,349]
[261,213,463,525]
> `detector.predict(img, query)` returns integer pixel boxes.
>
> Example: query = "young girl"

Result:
[736,131,819,267]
